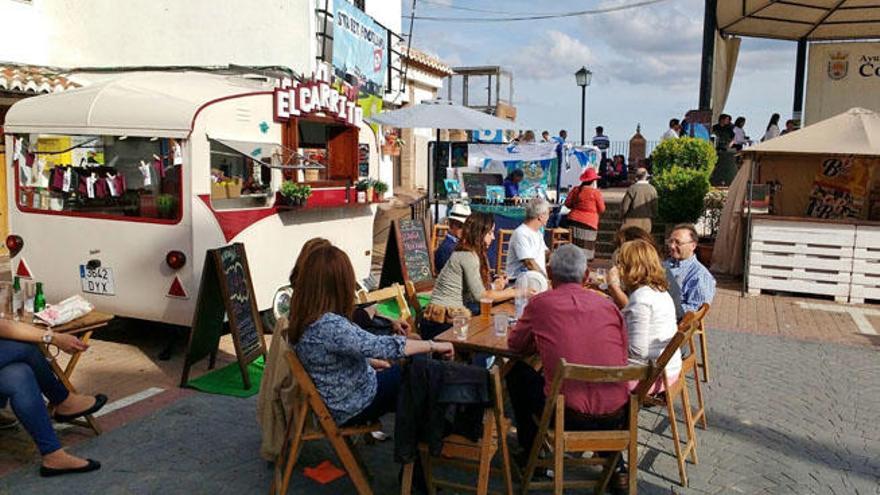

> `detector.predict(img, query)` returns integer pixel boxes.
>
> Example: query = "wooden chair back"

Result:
[356,283,414,329]
[271,351,380,495]
[401,365,514,495]
[431,224,449,255]
[495,229,515,275]
[550,228,573,251]
[521,360,651,495]
[690,304,711,382]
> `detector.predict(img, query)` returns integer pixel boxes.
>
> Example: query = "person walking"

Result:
[620,167,658,234]
[761,113,781,142]
[564,168,605,260]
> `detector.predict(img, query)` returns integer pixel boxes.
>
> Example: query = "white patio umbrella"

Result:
[369,99,519,220]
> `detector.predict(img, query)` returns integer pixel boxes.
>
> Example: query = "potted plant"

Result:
[696,188,727,265]
[382,131,404,156]
[651,137,717,234]
[373,180,388,202]
[279,181,313,207]
[156,194,177,219]
[355,179,371,204]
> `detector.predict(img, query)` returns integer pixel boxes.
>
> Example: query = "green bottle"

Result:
[12,276,22,320]
[34,282,46,313]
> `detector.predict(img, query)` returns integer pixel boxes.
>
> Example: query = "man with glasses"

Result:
[664,224,716,312]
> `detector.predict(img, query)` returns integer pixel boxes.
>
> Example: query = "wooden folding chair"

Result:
[549,228,572,251]
[495,229,515,275]
[404,281,426,323]
[356,283,414,330]
[521,361,652,495]
[693,304,712,382]
[271,351,382,495]
[636,317,700,487]
[401,366,514,495]
[431,224,449,257]
[684,304,710,430]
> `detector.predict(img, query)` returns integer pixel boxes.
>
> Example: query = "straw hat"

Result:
[448,203,471,223]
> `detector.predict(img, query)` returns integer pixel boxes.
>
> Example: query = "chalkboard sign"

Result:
[380,218,434,291]
[462,172,503,198]
[181,243,267,389]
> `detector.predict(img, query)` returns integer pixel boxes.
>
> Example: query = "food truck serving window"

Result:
[12,134,182,223]
[209,139,276,210]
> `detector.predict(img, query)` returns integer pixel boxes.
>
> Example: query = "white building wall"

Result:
[0,0,52,65]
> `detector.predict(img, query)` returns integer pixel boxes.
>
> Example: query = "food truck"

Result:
[3,68,378,326]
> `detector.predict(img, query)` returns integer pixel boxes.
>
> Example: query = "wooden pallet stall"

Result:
[747,219,855,303]
[850,225,880,304]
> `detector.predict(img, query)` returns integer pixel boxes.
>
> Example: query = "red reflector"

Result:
[165,251,187,270]
[6,235,23,257]
[167,276,187,298]
[16,260,32,278]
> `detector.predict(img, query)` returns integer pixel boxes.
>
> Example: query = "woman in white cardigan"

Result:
[610,239,681,388]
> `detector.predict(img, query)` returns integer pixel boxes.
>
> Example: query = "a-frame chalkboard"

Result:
[379,218,434,292]
[180,243,267,389]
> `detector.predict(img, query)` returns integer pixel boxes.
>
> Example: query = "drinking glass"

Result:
[479,298,493,319]
[594,268,608,290]
[23,280,36,315]
[0,281,11,319]
[493,312,509,337]
[453,315,469,341]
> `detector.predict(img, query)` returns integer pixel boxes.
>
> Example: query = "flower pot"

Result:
[373,191,381,202]
[357,191,367,203]
[696,241,715,266]
[304,169,320,182]
[366,187,374,203]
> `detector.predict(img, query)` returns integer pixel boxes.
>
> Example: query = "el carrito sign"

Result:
[806,41,880,125]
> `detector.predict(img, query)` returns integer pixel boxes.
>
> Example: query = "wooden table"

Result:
[434,302,524,361]
[39,310,114,435]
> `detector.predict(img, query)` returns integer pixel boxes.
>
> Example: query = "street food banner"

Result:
[332,0,387,96]
[467,143,558,198]
[805,156,875,219]
[806,41,880,125]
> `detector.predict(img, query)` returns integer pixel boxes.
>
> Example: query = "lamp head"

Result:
[575,66,592,87]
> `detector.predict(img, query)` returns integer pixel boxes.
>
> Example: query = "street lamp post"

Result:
[575,66,592,146]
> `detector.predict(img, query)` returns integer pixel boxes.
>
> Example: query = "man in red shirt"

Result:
[507,244,629,478]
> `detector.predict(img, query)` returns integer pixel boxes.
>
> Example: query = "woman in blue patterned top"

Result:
[288,245,454,426]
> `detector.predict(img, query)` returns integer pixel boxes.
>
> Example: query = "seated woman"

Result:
[502,169,524,199]
[288,245,454,426]
[608,226,685,321]
[0,321,107,476]
[612,239,681,386]
[421,212,517,340]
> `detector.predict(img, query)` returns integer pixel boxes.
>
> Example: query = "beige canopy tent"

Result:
[711,107,880,276]
[718,1,880,41]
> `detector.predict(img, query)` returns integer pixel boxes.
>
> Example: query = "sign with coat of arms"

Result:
[827,51,849,80]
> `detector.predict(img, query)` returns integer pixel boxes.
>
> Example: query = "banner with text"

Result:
[332,0,387,96]
[805,41,880,125]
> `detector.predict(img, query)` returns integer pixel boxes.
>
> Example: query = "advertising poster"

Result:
[332,0,388,96]
[468,143,558,198]
[805,156,874,219]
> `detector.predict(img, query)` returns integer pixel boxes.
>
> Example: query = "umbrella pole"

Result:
[434,128,441,224]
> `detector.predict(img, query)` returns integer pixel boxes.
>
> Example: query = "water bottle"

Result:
[12,276,22,321]
[515,276,529,320]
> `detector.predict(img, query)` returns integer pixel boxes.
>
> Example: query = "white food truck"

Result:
[3,70,378,326]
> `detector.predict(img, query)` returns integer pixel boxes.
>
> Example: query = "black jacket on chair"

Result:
[394,356,491,463]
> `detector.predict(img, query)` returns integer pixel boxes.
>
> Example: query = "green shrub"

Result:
[651,137,717,176]
[654,166,711,225]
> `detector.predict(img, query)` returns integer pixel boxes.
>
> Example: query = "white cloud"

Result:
[504,30,597,81]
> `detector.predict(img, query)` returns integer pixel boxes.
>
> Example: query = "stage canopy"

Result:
[717,1,880,41]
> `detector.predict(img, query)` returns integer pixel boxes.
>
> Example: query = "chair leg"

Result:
[400,463,414,495]
[698,326,710,382]
[276,404,308,495]
[680,380,699,465]
[596,452,619,495]
[666,388,688,487]
[496,418,514,495]
[419,446,437,495]
[553,400,564,495]
[691,363,708,430]
[325,430,373,495]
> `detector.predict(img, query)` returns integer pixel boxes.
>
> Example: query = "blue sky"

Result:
[403,0,798,143]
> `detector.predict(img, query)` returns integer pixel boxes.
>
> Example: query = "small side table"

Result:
[39,311,114,435]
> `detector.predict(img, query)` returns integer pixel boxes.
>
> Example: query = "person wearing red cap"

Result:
[563,167,605,260]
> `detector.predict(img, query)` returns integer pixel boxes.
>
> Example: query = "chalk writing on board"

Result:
[399,219,432,284]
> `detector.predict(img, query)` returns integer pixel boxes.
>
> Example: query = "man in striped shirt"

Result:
[591,126,610,162]
[663,224,716,312]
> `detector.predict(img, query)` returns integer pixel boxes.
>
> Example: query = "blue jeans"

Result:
[344,364,402,426]
[0,339,70,455]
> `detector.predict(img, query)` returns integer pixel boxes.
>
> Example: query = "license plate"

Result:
[80,265,116,295]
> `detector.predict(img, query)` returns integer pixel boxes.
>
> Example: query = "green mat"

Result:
[187,356,265,398]
[376,294,431,320]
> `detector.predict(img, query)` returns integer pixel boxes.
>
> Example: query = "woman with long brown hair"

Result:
[288,245,453,426]
[614,240,680,380]
[421,212,516,339]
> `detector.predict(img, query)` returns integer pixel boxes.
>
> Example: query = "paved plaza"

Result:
[1,320,878,494]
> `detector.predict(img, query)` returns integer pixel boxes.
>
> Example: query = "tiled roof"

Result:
[398,45,454,76]
[0,65,78,95]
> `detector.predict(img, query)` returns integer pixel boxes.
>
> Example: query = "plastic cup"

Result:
[493,312,509,337]
[0,282,11,319]
[453,315,469,341]
[480,298,493,319]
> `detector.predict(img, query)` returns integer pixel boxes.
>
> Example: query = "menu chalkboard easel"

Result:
[379,218,434,291]
[181,243,267,389]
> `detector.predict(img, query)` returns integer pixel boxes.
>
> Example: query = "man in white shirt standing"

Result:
[661,118,680,141]
[506,198,550,280]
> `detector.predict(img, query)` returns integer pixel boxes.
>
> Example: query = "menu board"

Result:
[462,172,503,198]
[380,218,434,291]
[181,243,266,389]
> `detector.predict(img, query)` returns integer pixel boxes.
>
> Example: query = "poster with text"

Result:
[333,0,387,96]
[806,41,880,125]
